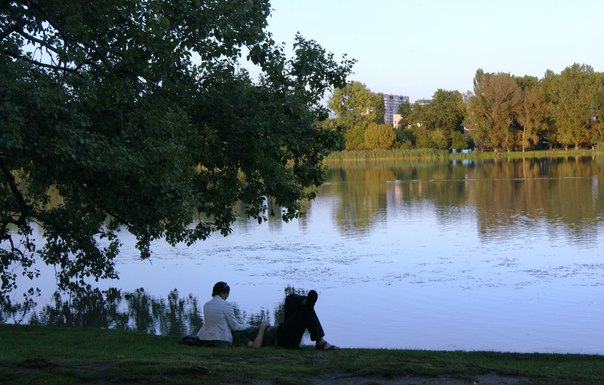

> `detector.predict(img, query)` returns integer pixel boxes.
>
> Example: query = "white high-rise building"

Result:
[383,94,409,126]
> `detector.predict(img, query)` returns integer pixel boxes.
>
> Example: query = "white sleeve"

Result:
[224,302,249,331]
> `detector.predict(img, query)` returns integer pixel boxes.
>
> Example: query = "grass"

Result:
[1,325,603,384]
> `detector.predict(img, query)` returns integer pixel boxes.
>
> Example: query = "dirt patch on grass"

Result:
[311,372,529,385]
[164,366,210,376]
[17,357,57,369]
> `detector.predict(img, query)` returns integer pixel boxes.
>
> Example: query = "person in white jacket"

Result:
[197,281,269,347]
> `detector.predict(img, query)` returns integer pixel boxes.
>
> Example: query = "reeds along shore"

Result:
[323,148,603,165]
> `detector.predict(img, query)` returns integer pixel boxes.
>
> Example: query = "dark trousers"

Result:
[276,294,325,348]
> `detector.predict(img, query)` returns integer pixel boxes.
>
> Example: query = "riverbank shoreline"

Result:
[1,324,602,385]
[324,148,604,165]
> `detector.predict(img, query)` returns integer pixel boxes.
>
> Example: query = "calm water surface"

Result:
[8,157,604,353]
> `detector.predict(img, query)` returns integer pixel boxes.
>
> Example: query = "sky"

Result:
[263,0,604,102]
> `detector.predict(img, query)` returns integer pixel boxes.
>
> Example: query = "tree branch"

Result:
[2,49,84,75]
[16,29,62,55]
[0,157,32,227]
[0,22,22,43]
[24,0,114,74]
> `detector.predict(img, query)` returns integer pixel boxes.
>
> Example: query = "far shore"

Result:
[324,148,603,164]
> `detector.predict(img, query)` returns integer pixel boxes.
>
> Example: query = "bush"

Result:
[364,123,396,150]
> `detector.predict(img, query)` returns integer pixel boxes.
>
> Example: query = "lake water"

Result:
[5,156,604,354]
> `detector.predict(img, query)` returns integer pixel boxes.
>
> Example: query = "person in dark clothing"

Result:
[275,290,338,350]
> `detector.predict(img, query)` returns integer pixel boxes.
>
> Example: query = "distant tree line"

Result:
[328,63,604,152]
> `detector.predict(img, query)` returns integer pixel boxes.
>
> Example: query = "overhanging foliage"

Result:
[0,0,355,294]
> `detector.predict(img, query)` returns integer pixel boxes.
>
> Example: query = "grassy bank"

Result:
[324,148,603,166]
[1,325,603,385]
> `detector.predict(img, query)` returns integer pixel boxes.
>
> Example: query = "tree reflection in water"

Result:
[1,286,306,337]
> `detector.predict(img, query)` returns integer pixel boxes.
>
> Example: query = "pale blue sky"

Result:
[265,0,603,101]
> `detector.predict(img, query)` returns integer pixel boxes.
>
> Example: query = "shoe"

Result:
[316,340,338,350]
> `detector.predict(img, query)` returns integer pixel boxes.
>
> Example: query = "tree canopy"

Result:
[543,64,600,149]
[467,70,520,152]
[327,81,384,150]
[406,90,466,151]
[464,65,604,152]
[0,0,355,295]
[515,76,546,152]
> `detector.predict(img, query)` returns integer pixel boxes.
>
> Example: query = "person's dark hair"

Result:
[306,290,318,309]
[212,281,230,297]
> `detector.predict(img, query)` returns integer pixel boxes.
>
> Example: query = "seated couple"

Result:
[196,281,338,350]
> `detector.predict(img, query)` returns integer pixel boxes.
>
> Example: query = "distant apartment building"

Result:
[383,94,409,127]
[392,113,403,129]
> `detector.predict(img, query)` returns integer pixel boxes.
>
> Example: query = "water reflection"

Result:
[466,158,604,242]
[323,157,604,244]
[1,288,201,336]
[1,286,306,337]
